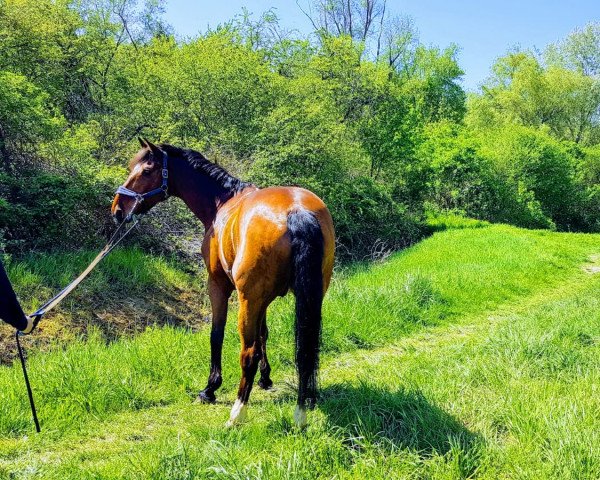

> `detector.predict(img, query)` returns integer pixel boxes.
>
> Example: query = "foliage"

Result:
[0,0,598,258]
[468,47,600,146]
[478,125,599,231]
[416,123,553,229]
[0,72,63,170]
[545,22,600,76]
[0,169,113,252]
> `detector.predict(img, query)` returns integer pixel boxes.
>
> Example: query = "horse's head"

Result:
[111,137,169,223]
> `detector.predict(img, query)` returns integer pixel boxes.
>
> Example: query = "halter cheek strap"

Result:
[116,150,169,202]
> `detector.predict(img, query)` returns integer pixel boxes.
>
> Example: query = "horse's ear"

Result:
[138,137,147,148]
[144,139,162,158]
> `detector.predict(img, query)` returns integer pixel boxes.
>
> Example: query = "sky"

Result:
[163,0,600,91]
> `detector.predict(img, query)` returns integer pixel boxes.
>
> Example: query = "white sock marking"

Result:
[226,399,248,427]
[294,405,307,428]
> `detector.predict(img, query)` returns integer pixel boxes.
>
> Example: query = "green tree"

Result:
[0,72,62,170]
[469,50,600,145]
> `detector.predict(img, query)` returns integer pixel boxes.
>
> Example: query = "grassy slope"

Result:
[0,248,209,363]
[0,224,599,479]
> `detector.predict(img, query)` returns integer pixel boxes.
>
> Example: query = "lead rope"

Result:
[30,216,140,319]
[16,331,40,433]
[17,198,143,433]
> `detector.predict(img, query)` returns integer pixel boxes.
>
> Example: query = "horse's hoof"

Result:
[196,390,216,404]
[294,405,307,429]
[225,399,247,427]
[258,378,273,390]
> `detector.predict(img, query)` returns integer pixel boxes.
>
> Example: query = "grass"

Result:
[0,222,599,478]
[0,248,208,362]
[426,211,491,231]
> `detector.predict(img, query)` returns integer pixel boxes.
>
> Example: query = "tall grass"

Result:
[0,223,599,478]
[0,248,208,363]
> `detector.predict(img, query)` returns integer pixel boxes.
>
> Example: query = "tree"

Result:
[0,72,62,170]
[545,22,600,76]
[469,51,600,145]
[301,0,416,67]
[302,0,386,43]
[378,14,418,70]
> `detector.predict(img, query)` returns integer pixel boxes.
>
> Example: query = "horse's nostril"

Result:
[113,208,124,224]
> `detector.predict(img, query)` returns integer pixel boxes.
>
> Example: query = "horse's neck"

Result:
[171,159,231,229]
[180,193,218,229]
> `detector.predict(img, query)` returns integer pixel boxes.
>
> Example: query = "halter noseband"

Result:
[116,150,169,203]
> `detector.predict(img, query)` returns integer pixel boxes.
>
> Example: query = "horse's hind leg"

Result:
[197,277,233,404]
[258,313,273,390]
[226,297,266,426]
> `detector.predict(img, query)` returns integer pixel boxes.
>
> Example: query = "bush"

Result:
[417,123,555,229]
[0,168,113,253]
[321,177,424,258]
[483,126,591,231]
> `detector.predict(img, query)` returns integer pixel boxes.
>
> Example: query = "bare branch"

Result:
[296,0,322,34]
[376,0,386,60]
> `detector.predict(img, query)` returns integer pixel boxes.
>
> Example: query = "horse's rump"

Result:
[217,186,334,296]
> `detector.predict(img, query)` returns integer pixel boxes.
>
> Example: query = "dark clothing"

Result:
[0,260,27,331]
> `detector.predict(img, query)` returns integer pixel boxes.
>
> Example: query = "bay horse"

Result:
[111,138,335,427]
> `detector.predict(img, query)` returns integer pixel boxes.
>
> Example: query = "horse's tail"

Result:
[287,209,324,416]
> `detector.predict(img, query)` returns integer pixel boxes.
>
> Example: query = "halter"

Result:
[115,150,169,208]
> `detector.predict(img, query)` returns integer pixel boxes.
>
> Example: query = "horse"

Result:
[111,138,335,427]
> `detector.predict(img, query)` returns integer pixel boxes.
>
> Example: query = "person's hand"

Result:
[21,315,39,334]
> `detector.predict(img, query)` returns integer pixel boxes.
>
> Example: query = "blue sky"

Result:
[163,0,599,91]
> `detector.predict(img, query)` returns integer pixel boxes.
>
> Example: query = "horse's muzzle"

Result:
[112,205,125,224]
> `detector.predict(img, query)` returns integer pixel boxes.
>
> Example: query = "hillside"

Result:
[0,248,209,363]
[0,223,599,479]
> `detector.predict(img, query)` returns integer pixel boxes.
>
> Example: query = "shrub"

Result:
[483,126,591,231]
[0,168,113,253]
[417,122,555,229]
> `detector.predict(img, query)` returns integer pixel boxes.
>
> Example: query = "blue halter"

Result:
[116,150,169,202]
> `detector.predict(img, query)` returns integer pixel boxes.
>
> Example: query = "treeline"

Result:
[0,0,598,258]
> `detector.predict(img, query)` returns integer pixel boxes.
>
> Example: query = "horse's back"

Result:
[222,186,334,299]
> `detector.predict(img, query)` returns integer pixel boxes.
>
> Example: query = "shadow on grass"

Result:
[319,382,484,470]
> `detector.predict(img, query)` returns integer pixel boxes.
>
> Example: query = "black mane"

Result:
[160,144,252,194]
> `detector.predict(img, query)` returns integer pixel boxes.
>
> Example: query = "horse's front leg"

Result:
[197,277,233,403]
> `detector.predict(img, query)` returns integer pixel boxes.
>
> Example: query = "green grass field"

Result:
[1,223,599,479]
